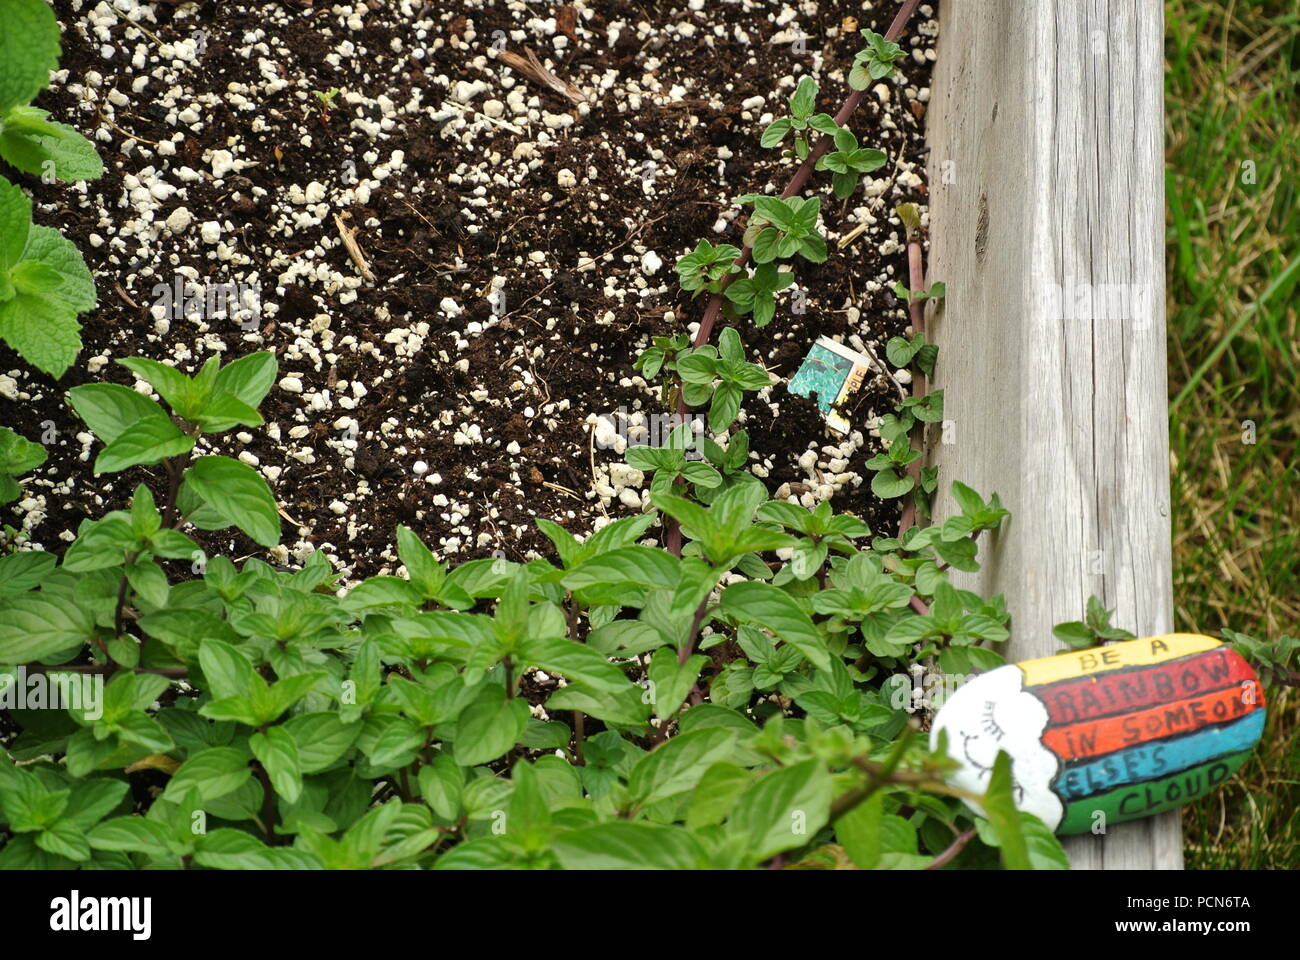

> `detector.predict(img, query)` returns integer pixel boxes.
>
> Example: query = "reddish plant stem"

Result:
[664,0,922,556]
[925,828,976,870]
[648,600,714,746]
[896,234,927,539]
[683,0,923,364]
[19,663,188,677]
[256,760,280,844]
[678,599,711,665]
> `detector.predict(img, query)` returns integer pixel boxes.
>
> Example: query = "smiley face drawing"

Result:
[930,664,1064,829]
[930,634,1266,834]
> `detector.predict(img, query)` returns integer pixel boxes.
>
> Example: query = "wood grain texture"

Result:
[924,0,1178,868]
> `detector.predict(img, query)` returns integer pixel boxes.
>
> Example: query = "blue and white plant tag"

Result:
[787,336,872,434]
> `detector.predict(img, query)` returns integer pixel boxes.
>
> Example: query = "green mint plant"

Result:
[0,426,45,505]
[627,425,755,513]
[1053,605,1298,697]
[756,499,869,582]
[694,429,754,502]
[0,175,96,377]
[652,19,946,530]
[66,351,280,545]
[625,420,724,498]
[865,437,924,499]
[0,2,104,378]
[892,279,946,306]
[760,76,842,160]
[737,194,828,265]
[674,327,774,432]
[0,0,103,183]
[849,29,906,90]
[816,126,887,199]
[311,87,341,124]
[0,345,1058,868]
[674,240,741,296]
[632,332,690,381]
[1052,596,1138,651]
[885,330,938,377]
[665,29,905,348]
[865,388,943,502]
[1223,629,1300,689]
[724,263,795,327]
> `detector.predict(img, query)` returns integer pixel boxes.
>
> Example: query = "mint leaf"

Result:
[788,76,817,119]
[452,686,528,766]
[552,823,705,870]
[0,425,45,499]
[727,759,832,862]
[981,751,1030,869]
[760,116,792,148]
[250,726,303,804]
[0,175,31,268]
[214,351,277,410]
[871,468,914,499]
[0,0,61,114]
[0,192,96,378]
[67,383,166,444]
[183,456,281,547]
[19,223,96,311]
[628,727,735,806]
[0,108,103,181]
[720,581,831,671]
[0,551,55,597]
[93,414,194,475]
[118,357,199,418]
[0,289,81,378]
[0,594,94,663]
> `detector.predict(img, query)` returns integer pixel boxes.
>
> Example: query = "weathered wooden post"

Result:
[925,0,1179,868]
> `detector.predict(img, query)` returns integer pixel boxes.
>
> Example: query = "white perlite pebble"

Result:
[200,221,222,243]
[210,150,235,178]
[279,376,304,393]
[873,83,892,103]
[165,207,192,234]
[413,460,429,476]
[557,168,577,188]
[641,250,662,274]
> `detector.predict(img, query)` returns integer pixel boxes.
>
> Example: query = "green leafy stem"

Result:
[0,0,106,378]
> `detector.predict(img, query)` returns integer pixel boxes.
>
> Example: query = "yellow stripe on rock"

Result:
[1019,634,1221,687]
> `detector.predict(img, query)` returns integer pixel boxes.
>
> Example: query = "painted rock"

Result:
[931,633,1264,835]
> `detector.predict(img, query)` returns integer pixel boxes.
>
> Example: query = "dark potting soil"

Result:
[0,0,938,582]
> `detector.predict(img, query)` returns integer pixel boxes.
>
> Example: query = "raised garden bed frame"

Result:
[926,0,1177,869]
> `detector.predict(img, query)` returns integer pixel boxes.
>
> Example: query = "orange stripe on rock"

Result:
[1040,681,1262,762]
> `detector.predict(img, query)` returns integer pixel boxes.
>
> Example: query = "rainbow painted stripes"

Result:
[1022,634,1264,834]
[930,633,1266,835]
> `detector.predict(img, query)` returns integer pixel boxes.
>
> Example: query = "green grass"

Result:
[1165,0,1300,869]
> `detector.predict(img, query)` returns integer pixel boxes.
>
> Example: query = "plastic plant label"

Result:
[787,336,873,434]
